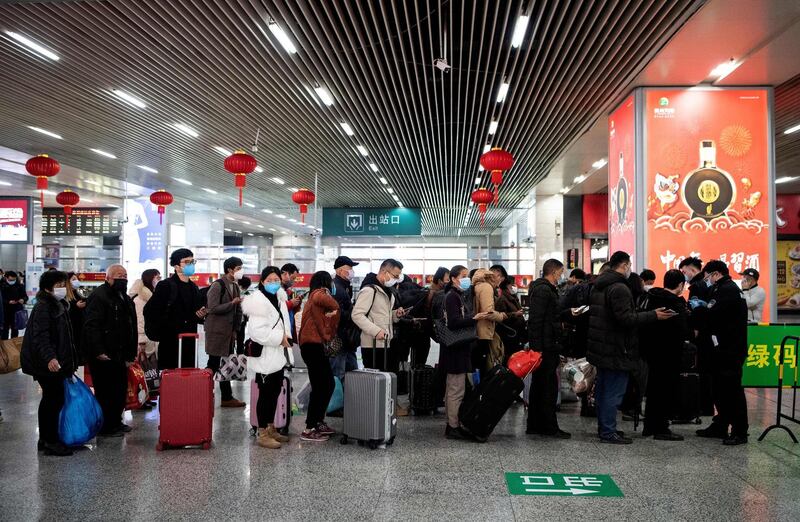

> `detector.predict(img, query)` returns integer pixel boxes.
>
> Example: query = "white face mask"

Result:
[233,269,244,281]
[347,269,355,281]
[643,284,654,291]
[71,280,81,289]
[510,286,518,294]
[53,287,67,300]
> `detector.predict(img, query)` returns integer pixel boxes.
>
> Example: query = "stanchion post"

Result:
[758,335,799,443]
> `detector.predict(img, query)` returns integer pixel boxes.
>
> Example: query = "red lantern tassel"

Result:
[479,204,487,228]
[158,206,164,224]
[300,204,308,223]
[235,174,246,207]
[493,186,499,205]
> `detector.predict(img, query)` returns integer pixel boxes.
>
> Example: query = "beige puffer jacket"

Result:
[471,269,506,340]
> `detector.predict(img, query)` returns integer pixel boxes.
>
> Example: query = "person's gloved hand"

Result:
[688,297,708,310]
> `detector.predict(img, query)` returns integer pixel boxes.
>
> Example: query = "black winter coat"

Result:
[1,279,28,318]
[638,288,689,367]
[438,287,475,374]
[527,278,561,353]
[706,276,748,373]
[82,282,137,363]
[21,293,77,378]
[587,270,657,371]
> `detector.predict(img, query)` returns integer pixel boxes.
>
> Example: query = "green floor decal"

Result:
[505,473,623,497]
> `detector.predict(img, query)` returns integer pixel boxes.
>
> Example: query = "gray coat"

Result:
[204,278,242,357]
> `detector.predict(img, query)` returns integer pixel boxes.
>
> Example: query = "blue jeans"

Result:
[595,368,629,438]
[330,351,358,381]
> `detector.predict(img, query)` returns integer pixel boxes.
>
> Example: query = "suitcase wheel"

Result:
[156,442,165,451]
[367,440,379,450]
[202,442,211,450]
[694,418,702,425]
[340,435,349,445]
[249,427,257,437]
[387,436,395,446]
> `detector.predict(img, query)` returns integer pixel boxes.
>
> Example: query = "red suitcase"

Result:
[157,334,214,450]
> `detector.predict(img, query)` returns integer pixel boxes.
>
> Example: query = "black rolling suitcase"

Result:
[458,365,524,441]
[410,366,437,415]
[672,341,702,425]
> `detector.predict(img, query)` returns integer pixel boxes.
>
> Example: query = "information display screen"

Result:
[43,207,121,236]
[0,197,32,244]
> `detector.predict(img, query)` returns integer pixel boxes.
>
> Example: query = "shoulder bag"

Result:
[433,293,477,348]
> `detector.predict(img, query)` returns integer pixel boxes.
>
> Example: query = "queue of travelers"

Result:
[14,245,754,456]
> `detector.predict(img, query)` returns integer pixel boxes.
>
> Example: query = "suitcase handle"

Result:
[178,333,200,368]
[371,337,389,370]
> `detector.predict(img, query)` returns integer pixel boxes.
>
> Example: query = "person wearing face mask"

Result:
[352,259,406,379]
[82,264,138,437]
[739,269,765,323]
[471,268,508,379]
[144,248,208,370]
[331,256,360,381]
[640,269,656,292]
[280,263,301,343]
[695,260,749,445]
[21,270,78,456]
[65,273,87,352]
[204,257,246,408]
[496,275,526,365]
[128,269,161,407]
[587,251,675,444]
[1,270,28,340]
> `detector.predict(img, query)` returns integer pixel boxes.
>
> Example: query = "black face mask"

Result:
[112,279,128,292]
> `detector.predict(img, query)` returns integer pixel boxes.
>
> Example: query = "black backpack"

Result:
[143,278,178,342]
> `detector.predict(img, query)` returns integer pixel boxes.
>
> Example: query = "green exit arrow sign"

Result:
[505,473,623,497]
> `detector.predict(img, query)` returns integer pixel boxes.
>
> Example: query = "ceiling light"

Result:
[247,233,254,237]
[269,228,276,232]
[357,145,369,156]
[488,121,498,135]
[234,230,242,234]
[511,15,530,48]
[398,202,404,208]
[137,165,158,173]
[574,175,586,184]
[592,158,608,169]
[475,178,481,185]
[43,190,57,196]
[288,187,298,193]
[173,177,192,185]
[370,163,378,172]
[214,146,232,156]
[27,126,62,139]
[313,86,334,106]
[267,19,297,54]
[112,89,146,109]
[710,59,741,81]
[559,187,570,194]
[173,123,199,138]
[288,218,297,223]
[128,191,141,197]
[392,194,400,201]
[173,222,184,226]
[257,224,264,228]
[90,148,116,159]
[245,202,255,208]
[784,123,800,135]
[341,122,354,136]
[482,144,491,153]
[271,177,285,185]
[228,217,236,221]
[107,204,119,208]
[224,228,232,232]
[4,31,59,61]
[307,225,315,229]
[379,177,388,185]
[173,210,184,214]
[84,180,101,186]
[255,166,264,173]
[242,220,251,225]
[212,219,219,223]
[276,214,286,219]
[262,209,273,214]
[496,82,510,103]
[202,188,218,194]
[82,198,93,203]
[387,188,394,194]
[776,176,799,184]
[469,201,474,207]
[0,181,11,187]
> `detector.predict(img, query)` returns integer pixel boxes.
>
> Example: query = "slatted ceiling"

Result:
[0,0,704,235]
[776,73,800,186]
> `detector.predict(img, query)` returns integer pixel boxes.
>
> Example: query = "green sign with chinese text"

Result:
[742,325,800,387]
[505,473,623,497]
[322,207,422,237]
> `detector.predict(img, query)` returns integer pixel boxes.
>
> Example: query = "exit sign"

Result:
[505,473,623,497]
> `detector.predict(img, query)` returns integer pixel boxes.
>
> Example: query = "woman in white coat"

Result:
[129,269,161,408]
[242,266,292,449]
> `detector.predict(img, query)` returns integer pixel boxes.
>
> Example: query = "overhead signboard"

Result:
[322,208,422,237]
[505,473,623,497]
[43,207,121,236]
[0,197,33,244]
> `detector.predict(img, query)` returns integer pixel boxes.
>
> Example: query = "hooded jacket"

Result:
[471,269,506,340]
[21,292,78,378]
[742,284,766,323]
[129,279,158,355]
[352,272,398,347]
[587,270,657,371]
[527,277,562,352]
[333,274,356,350]
[242,287,292,376]
[637,287,689,365]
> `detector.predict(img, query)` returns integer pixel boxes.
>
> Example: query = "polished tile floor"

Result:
[1,366,798,522]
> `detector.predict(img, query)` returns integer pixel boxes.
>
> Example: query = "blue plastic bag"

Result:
[326,376,343,414]
[15,309,28,331]
[59,375,104,446]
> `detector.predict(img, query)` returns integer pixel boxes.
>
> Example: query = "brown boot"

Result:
[267,425,290,443]
[256,428,281,449]
[221,398,246,408]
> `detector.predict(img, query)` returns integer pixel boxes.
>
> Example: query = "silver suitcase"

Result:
[340,340,397,449]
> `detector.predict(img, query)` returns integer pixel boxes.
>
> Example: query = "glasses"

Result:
[181,260,197,266]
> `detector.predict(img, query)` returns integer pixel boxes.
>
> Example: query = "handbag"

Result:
[214,353,248,381]
[323,336,343,358]
[138,351,160,393]
[15,309,29,331]
[245,339,263,358]
[433,294,477,348]
[125,362,149,410]
[507,350,543,379]
[0,337,22,373]
[59,375,104,446]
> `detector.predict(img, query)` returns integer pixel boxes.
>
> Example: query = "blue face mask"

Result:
[331,285,337,296]
[459,278,471,291]
[264,282,281,295]
[6,279,15,286]
[182,263,196,277]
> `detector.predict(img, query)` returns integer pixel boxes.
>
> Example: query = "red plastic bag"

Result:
[126,362,149,410]
[82,365,93,388]
[507,350,543,379]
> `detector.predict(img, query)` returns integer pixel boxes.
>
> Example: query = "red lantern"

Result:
[149,190,174,225]
[471,188,494,228]
[25,154,61,206]
[291,188,316,223]
[479,148,514,204]
[223,149,258,207]
[55,189,80,227]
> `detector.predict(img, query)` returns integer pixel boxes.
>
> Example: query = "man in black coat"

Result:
[1,270,27,339]
[587,251,674,444]
[331,255,359,380]
[82,264,138,436]
[639,269,690,441]
[144,248,207,369]
[527,258,569,438]
[695,260,749,445]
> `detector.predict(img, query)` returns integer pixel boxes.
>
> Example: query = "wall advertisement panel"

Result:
[608,95,636,264]
[643,88,772,322]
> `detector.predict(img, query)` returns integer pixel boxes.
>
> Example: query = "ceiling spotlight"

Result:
[202,188,218,194]
[271,177,285,185]
[369,163,379,172]
[255,166,264,173]
[710,58,741,81]
[482,144,491,153]
[379,177,388,185]
[784,123,800,135]
[592,158,608,169]
[27,126,62,139]
[573,175,586,184]
[262,209,273,214]
[475,178,481,185]
[267,18,297,54]
[112,89,146,109]
[496,82,510,103]
[214,146,232,156]
[172,177,192,186]
[173,123,199,138]
[357,145,369,156]
[776,176,799,184]
[488,121,499,135]
[4,31,59,60]
[313,86,334,106]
